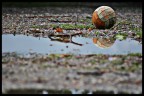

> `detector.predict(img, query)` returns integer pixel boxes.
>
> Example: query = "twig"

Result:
[48,34,83,46]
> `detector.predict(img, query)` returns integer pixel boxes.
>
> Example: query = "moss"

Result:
[136,31,142,38]
[30,22,95,30]
[120,62,141,72]
[129,26,142,38]
[99,60,109,64]
[50,24,58,28]
[115,34,127,40]
[86,18,92,22]
[111,59,123,65]
[30,25,48,29]
[94,31,100,35]
[127,53,142,57]
[50,24,95,30]
[128,63,141,72]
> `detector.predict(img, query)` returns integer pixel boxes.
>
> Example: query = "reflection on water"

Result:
[48,33,83,46]
[93,37,116,49]
[2,34,142,55]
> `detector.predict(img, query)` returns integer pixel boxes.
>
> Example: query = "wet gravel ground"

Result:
[2,52,142,94]
[2,7,142,42]
[2,7,142,94]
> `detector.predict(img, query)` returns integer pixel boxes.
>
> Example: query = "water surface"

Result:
[2,34,142,55]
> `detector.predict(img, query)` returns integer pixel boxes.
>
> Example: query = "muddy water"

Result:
[2,34,142,55]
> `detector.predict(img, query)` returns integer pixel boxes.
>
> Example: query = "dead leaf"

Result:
[55,28,63,32]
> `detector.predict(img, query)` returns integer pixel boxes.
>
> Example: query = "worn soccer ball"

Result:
[92,6,116,29]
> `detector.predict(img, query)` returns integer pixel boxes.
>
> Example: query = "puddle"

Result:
[2,34,142,55]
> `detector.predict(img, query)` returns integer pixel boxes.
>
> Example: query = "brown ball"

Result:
[92,6,116,29]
